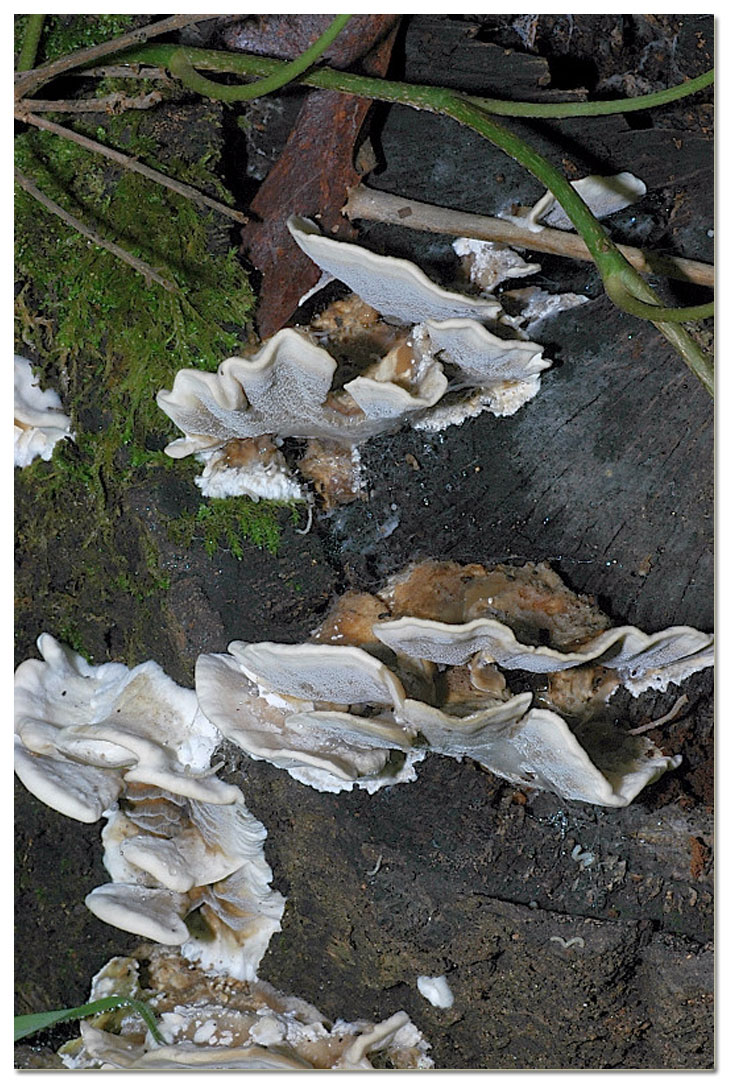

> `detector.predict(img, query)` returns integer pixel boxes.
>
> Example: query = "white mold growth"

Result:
[453,236,541,291]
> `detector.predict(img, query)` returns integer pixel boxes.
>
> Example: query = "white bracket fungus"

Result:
[195,649,424,795]
[195,561,710,806]
[157,218,554,504]
[14,634,240,810]
[15,636,285,980]
[288,214,501,324]
[59,950,433,1070]
[373,615,714,696]
[513,171,647,233]
[14,355,74,467]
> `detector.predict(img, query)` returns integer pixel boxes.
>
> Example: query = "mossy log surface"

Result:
[15,14,713,1070]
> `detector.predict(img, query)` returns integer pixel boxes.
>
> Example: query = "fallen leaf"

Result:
[229,15,401,337]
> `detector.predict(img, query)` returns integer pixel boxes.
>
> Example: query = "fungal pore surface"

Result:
[156,216,552,506]
[196,561,712,807]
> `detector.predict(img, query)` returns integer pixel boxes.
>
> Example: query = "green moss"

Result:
[28,14,137,64]
[15,120,255,464]
[168,496,300,558]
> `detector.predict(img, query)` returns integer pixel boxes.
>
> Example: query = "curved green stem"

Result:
[99,43,713,122]
[463,67,714,119]
[604,279,714,323]
[169,14,352,103]
[445,97,713,394]
[79,41,715,393]
[17,14,45,72]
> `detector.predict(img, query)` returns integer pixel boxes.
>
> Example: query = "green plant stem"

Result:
[463,67,714,118]
[71,41,715,392]
[603,281,714,323]
[169,14,352,103]
[14,14,222,99]
[101,43,713,120]
[17,14,46,72]
[443,97,714,393]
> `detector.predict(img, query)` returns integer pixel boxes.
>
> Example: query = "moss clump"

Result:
[13,73,287,668]
[15,14,138,65]
[15,118,255,466]
[168,497,302,559]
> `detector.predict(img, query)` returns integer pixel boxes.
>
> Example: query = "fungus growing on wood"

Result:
[14,354,74,467]
[195,561,710,806]
[59,949,433,1070]
[14,634,240,810]
[452,236,541,292]
[287,214,501,324]
[511,171,647,233]
[157,219,553,505]
[87,791,286,980]
[14,636,285,979]
[373,612,714,695]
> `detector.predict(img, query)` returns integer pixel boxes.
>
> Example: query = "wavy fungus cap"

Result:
[14,355,74,467]
[59,949,433,1070]
[14,636,284,980]
[195,561,711,807]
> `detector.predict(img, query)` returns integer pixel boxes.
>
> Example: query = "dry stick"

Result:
[14,14,224,99]
[70,64,172,81]
[16,91,163,114]
[344,184,715,290]
[14,168,178,293]
[19,113,248,225]
[626,694,689,735]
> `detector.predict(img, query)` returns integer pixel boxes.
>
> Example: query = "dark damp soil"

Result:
[15,15,713,1070]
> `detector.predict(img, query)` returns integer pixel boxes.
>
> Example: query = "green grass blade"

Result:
[15,995,164,1045]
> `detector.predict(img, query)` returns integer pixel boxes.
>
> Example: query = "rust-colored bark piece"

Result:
[231,15,401,338]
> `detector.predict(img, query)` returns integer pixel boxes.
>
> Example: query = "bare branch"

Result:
[69,64,172,81]
[14,168,179,293]
[17,113,248,224]
[16,91,163,115]
[344,184,715,290]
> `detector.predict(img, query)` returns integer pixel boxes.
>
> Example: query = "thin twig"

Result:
[69,64,172,81]
[18,113,248,225]
[14,14,225,99]
[344,184,715,289]
[16,91,163,115]
[14,167,178,293]
[626,694,689,735]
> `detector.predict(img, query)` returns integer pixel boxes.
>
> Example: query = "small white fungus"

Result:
[417,974,454,1009]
